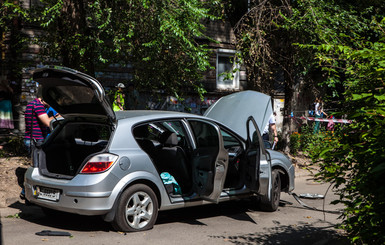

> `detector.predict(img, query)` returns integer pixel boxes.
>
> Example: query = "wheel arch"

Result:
[103,178,162,223]
[125,179,162,208]
[272,165,290,192]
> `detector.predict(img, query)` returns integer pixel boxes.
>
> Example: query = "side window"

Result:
[248,120,260,151]
[221,130,241,148]
[133,124,161,141]
[161,121,187,142]
[220,129,242,157]
[189,120,219,148]
[133,120,189,149]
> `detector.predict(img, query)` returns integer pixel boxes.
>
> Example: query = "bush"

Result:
[0,136,27,157]
[289,125,336,156]
[299,24,385,243]
[289,132,301,155]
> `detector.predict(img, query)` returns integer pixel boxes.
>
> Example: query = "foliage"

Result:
[312,39,385,244]
[289,132,301,155]
[284,1,385,243]
[229,0,294,94]
[26,0,223,99]
[0,136,27,157]
[6,213,20,219]
[0,1,25,33]
[289,126,337,156]
[0,1,31,79]
[226,0,323,152]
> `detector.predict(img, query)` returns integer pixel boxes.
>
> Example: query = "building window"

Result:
[216,49,239,90]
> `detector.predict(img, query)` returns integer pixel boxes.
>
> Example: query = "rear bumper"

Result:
[24,167,118,215]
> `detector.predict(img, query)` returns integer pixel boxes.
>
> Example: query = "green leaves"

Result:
[280,1,385,243]
[20,0,221,99]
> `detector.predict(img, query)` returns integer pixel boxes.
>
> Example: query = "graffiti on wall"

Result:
[145,95,219,115]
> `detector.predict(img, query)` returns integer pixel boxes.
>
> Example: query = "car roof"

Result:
[115,110,242,135]
[115,110,206,121]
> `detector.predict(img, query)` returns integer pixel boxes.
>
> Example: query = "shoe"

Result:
[20,189,25,200]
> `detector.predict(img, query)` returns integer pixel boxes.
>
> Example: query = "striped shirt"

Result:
[24,98,48,140]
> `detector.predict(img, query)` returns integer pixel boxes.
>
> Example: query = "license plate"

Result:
[36,186,60,201]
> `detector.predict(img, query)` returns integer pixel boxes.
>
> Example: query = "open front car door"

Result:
[189,120,229,202]
[245,116,272,199]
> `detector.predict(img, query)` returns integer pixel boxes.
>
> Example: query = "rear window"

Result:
[47,85,97,107]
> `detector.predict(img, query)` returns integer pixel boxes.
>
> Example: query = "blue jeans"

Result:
[24,138,43,155]
[24,138,32,155]
[22,138,42,200]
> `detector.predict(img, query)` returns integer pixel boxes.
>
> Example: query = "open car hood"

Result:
[33,67,115,122]
[204,91,273,140]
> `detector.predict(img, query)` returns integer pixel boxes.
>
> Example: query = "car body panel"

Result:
[267,149,295,192]
[204,90,273,140]
[24,167,167,215]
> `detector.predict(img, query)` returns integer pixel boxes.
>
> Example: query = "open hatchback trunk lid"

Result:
[33,67,115,122]
[32,67,114,179]
[204,91,273,140]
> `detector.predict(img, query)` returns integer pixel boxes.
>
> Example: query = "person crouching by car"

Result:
[262,112,278,149]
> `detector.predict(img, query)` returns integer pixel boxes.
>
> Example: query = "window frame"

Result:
[216,49,240,90]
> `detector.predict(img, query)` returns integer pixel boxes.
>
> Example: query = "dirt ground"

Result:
[0,153,314,210]
[0,156,31,208]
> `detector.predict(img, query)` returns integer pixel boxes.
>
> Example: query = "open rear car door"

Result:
[189,119,229,203]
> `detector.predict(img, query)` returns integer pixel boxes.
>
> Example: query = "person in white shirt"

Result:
[262,112,278,148]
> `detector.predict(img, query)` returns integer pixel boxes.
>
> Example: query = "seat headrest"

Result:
[160,131,178,146]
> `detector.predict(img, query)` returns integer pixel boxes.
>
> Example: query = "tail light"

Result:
[80,154,118,174]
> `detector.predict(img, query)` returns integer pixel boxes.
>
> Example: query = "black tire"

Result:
[111,184,158,232]
[259,169,281,212]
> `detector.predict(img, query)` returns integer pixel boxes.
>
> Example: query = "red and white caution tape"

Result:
[300,116,352,124]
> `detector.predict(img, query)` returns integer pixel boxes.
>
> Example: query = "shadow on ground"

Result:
[5,198,348,245]
[5,198,263,232]
[6,202,111,232]
[210,221,349,245]
[15,167,27,189]
[157,199,257,226]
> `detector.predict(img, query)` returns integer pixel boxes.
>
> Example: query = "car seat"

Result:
[133,125,157,159]
[158,131,191,194]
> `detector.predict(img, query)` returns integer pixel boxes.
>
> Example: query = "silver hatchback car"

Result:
[24,67,294,232]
